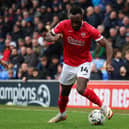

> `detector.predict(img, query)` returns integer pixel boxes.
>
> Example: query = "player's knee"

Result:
[61,84,72,96]
[76,86,85,95]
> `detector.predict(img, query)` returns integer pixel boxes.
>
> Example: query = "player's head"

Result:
[69,6,83,31]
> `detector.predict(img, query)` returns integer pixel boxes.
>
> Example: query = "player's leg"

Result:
[48,84,73,123]
[76,62,113,119]
[76,77,102,107]
[58,84,72,114]
[48,64,76,123]
[76,77,113,119]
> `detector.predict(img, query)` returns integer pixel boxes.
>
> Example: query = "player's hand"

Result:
[0,60,8,69]
[54,33,63,41]
[106,64,114,72]
[22,77,27,82]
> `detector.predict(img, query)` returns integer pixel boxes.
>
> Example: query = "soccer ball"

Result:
[88,109,105,125]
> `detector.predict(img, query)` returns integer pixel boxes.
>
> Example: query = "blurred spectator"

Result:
[32,31,40,40]
[6,33,12,40]
[55,63,63,80]
[32,0,39,10]
[27,66,34,79]
[37,55,50,79]
[120,66,127,79]
[0,38,11,68]
[0,34,5,53]
[48,55,59,79]
[86,6,100,27]
[117,11,125,26]
[100,62,109,80]
[9,41,17,50]
[116,26,126,49]
[25,36,32,47]
[122,32,129,53]
[52,5,60,17]
[124,0,129,16]
[94,6,104,22]
[11,24,23,42]
[104,10,119,36]
[24,46,38,67]
[40,39,49,56]
[104,4,113,24]
[110,48,124,80]
[122,16,129,29]
[90,63,102,80]
[34,14,41,27]
[8,63,17,76]
[126,32,129,43]
[23,11,32,22]
[8,69,15,79]
[18,62,28,81]
[36,22,45,33]
[3,14,13,35]
[25,20,34,36]
[19,46,27,60]
[18,38,25,51]
[45,7,53,23]
[97,24,106,36]
[40,5,47,23]
[32,68,41,79]
[114,0,125,11]
[21,19,34,37]
[9,47,24,67]
[120,49,129,80]
[109,28,118,48]
[0,68,8,80]
[32,39,42,56]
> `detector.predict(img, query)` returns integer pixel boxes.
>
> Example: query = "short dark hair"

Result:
[70,6,83,15]
[113,48,121,58]
[33,68,39,72]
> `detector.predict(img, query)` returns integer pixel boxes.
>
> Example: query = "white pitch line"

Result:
[0,107,129,116]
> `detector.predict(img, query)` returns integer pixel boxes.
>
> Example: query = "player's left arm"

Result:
[89,24,113,72]
[97,38,113,72]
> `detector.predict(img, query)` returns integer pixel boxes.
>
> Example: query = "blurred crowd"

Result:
[0,0,129,81]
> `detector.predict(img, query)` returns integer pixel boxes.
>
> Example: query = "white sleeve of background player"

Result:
[51,21,64,35]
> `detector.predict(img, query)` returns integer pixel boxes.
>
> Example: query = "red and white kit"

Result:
[52,20,103,85]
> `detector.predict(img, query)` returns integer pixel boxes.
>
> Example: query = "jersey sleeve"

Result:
[51,21,65,35]
[88,25,103,42]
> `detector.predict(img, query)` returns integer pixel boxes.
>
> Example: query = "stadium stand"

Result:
[0,0,129,80]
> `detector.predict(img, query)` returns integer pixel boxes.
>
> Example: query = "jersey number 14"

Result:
[81,66,88,73]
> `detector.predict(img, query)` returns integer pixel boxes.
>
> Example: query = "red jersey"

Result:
[52,19,103,66]
[1,48,11,62]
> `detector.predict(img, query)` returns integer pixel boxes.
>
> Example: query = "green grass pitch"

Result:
[0,105,129,129]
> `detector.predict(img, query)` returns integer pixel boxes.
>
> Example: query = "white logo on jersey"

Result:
[81,32,86,37]
[67,36,85,46]
[68,30,73,32]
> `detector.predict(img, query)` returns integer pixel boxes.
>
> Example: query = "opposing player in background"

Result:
[45,6,113,123]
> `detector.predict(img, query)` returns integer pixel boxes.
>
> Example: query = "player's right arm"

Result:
[45,32,62,42]
[45,21,64,42]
